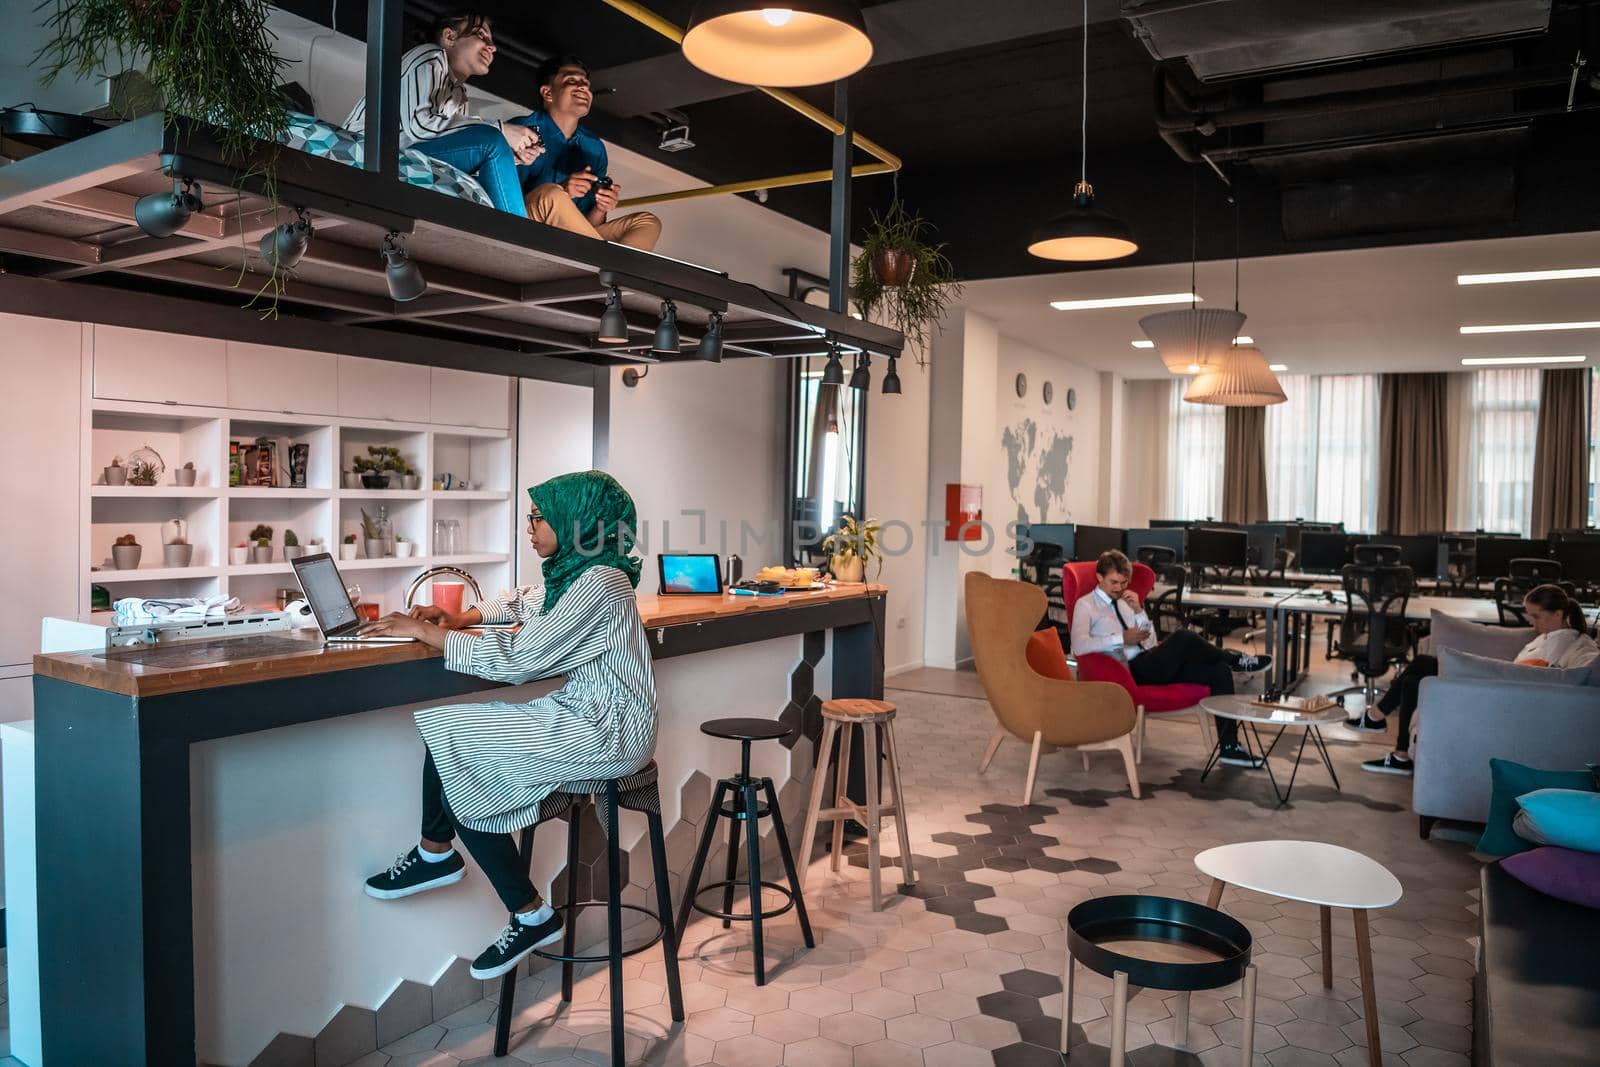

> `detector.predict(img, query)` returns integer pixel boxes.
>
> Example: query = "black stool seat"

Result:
[701,717,794,742]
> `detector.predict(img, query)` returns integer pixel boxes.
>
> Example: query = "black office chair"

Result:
[1250,546,1295,585]
[1438,535,1476,596]
[1494,558,1568,625]
[1139,558,1188,639]
[1354,543,1402,566]
[1330,563,1414,708]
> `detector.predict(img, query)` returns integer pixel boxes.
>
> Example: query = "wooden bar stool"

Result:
[796,699,915,911]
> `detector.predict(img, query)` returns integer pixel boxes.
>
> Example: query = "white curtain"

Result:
[1165,379,1225,520]
[1264,373,1379,529]
[1470,368,1540,535]
[1591,368,1599,527]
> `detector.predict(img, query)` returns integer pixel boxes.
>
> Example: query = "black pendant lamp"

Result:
[821,344,845,385]
[881,356,902,395]
[682,0,872,87]
[1027,0,1136,262]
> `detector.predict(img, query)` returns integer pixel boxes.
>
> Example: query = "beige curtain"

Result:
[1530,368,1590,538]
[1377,373,1449,535]
[1222,405,1268,523]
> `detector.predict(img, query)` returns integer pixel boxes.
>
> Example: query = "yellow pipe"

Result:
[598,0,902,207]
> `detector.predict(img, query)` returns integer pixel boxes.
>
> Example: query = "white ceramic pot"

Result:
[174,467,197,487]
[339,543,358,561]
[229,547,250,566]
[250,545,273,565]
[343,473,361,489]
[395,542,416,558]
[111,544,141,570]
[402,474,421,491]
[282,545,306,561]
[162,544,193,567]
[104,465,127,486]
[365,538,387,559]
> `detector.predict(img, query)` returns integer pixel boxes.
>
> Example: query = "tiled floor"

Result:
[354,654,1484,1067]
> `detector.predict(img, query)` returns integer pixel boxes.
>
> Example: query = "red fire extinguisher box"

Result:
[945,483,983,541]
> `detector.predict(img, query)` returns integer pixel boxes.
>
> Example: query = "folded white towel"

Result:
[112,595,242,626]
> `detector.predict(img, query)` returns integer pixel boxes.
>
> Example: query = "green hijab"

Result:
[530,470,641,614]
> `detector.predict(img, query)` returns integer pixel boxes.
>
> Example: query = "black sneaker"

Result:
[1346,712,1388,733]
[1218,743,1264,769]
[1225,651,1272,674]
[469,911,565,980]
[364,846,466,900]
[1362,753,1414,776]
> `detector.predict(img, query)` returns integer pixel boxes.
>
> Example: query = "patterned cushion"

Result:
[275,110,493,208]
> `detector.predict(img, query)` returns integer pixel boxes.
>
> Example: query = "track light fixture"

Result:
[821,344,845,386]
[881,355,902,395]
[260,209,314,271]
[380,232,427,302]
[848,352,871,391]
[696,312,724,362]
[597,286,629,344]
[652,300,681,354]
[133,176,202,238]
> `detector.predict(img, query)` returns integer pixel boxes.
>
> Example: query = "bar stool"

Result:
[676,718,816,986]
[797,698,915,912]
[491,760,684,1066]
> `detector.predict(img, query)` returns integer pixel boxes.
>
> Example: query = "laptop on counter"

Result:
[290,552,416,644]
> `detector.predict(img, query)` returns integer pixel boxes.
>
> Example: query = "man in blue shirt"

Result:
[511,57,662,251]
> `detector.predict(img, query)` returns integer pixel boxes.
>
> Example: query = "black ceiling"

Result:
[281,0,1600,283]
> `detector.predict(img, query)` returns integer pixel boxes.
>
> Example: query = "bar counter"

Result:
[21,583,886,1066]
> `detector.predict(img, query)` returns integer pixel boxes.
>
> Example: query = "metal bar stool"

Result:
[491,760,684,1065]
[676,718,815,986]
[796,699,915,912]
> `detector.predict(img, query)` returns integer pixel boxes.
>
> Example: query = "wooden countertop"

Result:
[34,583,886,698]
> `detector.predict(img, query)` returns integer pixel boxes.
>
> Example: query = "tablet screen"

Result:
[659,553,722,594]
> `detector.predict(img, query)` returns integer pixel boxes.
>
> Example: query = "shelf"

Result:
[227,487,334,499]
[431,490,511,501]
[90,566,222,583]
[333,553,509,571]
[337,489,428,500]
[91,485,216,498]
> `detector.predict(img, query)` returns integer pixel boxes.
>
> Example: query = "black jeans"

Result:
[422,749,542,913]
[1128,630,1239,745]
[1375,653,1436,755]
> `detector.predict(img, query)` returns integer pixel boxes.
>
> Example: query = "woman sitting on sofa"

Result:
[344,10,541,216]
[1359,584,1597,776]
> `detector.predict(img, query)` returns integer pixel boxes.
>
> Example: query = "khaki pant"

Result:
[524,183,662,251]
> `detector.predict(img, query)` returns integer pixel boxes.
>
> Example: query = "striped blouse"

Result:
[342,43,496,148]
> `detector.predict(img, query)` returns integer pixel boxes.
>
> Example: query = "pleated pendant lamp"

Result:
[1138,307,1246,375]
[1183,345,1286,406]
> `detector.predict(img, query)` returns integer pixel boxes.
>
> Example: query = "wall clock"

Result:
[1014,372,1027,398]
[1066,387,1078,411]
[1042,381,1054,404]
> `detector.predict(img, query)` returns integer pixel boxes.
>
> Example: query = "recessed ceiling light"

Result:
[1132,333,1250,349]
[1460,355,1588,366]
[1131,340,1155,349]
[1269,364,1288,372]
[1460,321,1600,334]
[1458,267,1600,285]
[1051,292,1199,311]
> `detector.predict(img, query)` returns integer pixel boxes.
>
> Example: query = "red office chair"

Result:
[1074,652,1214,761]
[1060,561,1157,628]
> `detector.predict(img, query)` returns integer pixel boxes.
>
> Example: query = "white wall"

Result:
[516,378,595,587]
[1112,378,1171,528]
[867,336,932,676]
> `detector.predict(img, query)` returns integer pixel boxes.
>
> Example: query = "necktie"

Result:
[1111,597,1129,628]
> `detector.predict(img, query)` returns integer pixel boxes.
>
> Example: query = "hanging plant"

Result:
[850,200,963,367]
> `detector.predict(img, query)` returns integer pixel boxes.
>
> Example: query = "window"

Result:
[1265,373,1380,530]
[1469,368,1540,535]
[1165,379,1224,520]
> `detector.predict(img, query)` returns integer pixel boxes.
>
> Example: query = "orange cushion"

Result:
[1026,628,1075,681]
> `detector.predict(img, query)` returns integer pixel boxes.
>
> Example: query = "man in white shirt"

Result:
[1070,550,1269,767]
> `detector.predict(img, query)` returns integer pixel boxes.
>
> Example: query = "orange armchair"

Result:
[965,572,1141,804]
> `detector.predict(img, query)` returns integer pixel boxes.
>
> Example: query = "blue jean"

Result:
[419,124,528,218]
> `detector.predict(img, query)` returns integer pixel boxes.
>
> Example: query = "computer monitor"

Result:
[1553,539,1600,583]
[1187,526,1248,570]
[1244,523,1288,568]
[1020,523,1075,560]
[1149,518,1193,528]
[1385,534,1441,580]
[1124,527,1186,563]
[1551,528,1600,543]
[1475,537,1551,579]
[1300,531,1352,574]
[1072,524,1126,563]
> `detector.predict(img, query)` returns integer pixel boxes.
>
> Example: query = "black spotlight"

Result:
[597,286,629,344]
[821,344,845,385]
[652,300,680,354]
[381,232,427,302]
[259,210,314,271]
[849,352,871,391]
[696,312,724,363]
[881,355,902,395]
[133,176,202,238]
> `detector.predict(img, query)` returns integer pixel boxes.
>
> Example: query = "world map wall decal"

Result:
[1001,417,1074,525]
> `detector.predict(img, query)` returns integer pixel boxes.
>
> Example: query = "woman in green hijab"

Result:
[362,470,655,980]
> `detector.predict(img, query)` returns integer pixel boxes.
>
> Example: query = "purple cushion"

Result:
[1499,847,1600,909]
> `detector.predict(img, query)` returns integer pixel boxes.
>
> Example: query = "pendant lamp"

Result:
[682,1,872,87]
[1027,0,1135,262]
[1183,346,1286,406]
[1139,307,1247,375]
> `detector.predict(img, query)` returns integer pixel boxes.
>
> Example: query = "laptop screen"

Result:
[291,553,360,636]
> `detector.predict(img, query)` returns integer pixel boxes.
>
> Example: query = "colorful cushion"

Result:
[1500,847,1600,909]
[1437,646,1592,687]
[1025,628,1074,681]
[1477,759,1597,857]
[275,110,494,208]
[1426,609,1531,661]
[1514,788,1600,853]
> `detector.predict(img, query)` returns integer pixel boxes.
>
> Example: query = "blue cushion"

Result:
[1515,789,1600,853]
[1477,759,1596,857]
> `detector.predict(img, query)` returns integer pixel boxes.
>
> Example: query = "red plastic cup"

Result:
[357,602,381,623]
[433,580,465,616]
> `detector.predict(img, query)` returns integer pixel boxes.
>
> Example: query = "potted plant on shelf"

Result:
[850,200,964,364]
[352,453,386,490]
[394,533,415,558]
[104,455,127,486]
[361,508,386,559]
[162,517,193,567]
[821,515,882,583]
[248,523,273,564]
[401,463,421,491]
[129,458,159,486]
[174,460,197,487]
[230,540,250,566]
[281,528,305,561]
[342,467,361,490]
[111,532,141,571]
[339,532,358,561]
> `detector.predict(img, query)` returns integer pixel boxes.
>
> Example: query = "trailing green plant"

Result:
[850,200,963,364]
[821,515,884,576]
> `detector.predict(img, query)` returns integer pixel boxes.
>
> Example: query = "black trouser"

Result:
[1375,653,1435,755]
[1128,630,1239,745]
[422,749,542,913]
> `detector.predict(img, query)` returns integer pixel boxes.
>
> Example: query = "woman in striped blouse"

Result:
[362,470,656,979]
[343,10,541,216]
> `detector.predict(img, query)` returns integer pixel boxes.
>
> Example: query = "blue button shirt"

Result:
[510,111,609,216]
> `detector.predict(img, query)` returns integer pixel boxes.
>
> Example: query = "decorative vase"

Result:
[361,473,390,490]
[339,543,358,561]
[831,554,865,583]
[174,467,197,487]
[395,542,415,558]
[229,547,249,566]
[282,545,306,561]
[111,544,142,570]
[365,538,387,559]
[871,248,916,287]
[104,465,127,486]
[249,545,273,564]
[402,474,421,490]
[343,472,361,489]
[162,543,193,567]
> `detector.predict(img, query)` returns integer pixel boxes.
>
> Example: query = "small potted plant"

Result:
[282,528,306,561]
[850,200,964,365]
[821,515,883,584]
[353,453,387,490]
[230,540,250,566]
[361,509,386,559]
[161,517,193,567]
[111,532,141,570]
[342,468,361,490]
[104,455,127,486]
[394,533,415,558]
[129,458,160,486]
[401,463,421,491]
[174,460,197,487]
[248,523,274,564]
[339,532,359,561]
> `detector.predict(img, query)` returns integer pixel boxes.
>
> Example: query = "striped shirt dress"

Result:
[416,566,657,834]
[343,43,497,148]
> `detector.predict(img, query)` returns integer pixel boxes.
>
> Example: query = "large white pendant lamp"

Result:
[1027,0,1136,262]
[1139,307,1246,375]
[1183,345,1286,406]
[682,0,873,87]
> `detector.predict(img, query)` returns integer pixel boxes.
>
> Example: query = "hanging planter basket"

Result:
[871,248,916,288]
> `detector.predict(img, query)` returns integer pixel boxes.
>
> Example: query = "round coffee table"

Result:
[1195,841,1403,1067]
[1198,694,1345,805]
